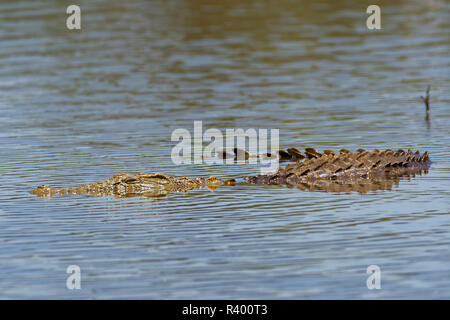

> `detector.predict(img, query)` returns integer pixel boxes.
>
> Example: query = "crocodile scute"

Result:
[31,148,431,197]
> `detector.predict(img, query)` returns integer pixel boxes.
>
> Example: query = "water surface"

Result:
[0,0,449,299]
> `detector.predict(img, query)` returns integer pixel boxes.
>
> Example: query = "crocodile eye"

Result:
[148,174,170,180]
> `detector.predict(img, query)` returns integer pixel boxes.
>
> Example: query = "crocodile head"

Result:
[30,185,56,197]
[110,173,175,197]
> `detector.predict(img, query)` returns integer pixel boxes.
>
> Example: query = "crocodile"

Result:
[31,148,431,198]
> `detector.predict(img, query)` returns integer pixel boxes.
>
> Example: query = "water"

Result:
[0,0,449,299]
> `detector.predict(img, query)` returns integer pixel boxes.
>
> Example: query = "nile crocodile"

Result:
[31,148,430,198]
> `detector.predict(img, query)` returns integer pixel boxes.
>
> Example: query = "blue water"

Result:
[0,0,449,299]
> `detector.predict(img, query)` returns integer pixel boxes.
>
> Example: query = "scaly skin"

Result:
[31,173,232,198]
[31,148,431,197]
[246,148,430,193]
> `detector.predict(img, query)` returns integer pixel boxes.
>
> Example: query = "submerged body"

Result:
[31,148,431,198]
